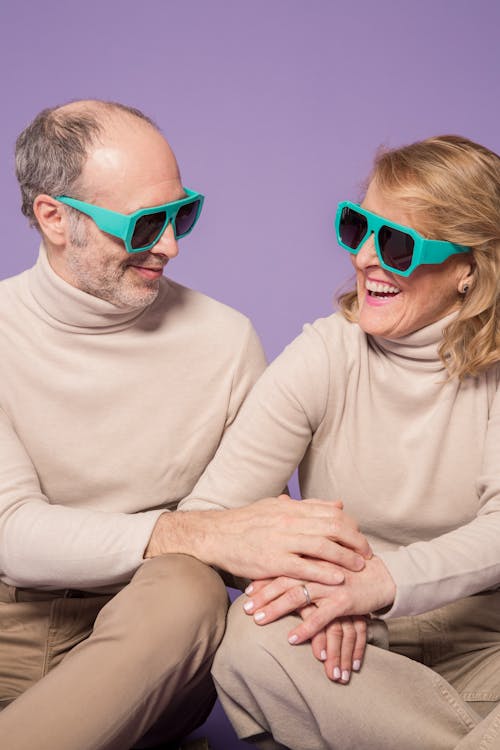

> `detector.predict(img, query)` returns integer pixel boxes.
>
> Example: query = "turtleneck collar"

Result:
[369,313,458,370]
[25,245,158,333]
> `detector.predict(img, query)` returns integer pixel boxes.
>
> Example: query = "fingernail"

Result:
[288,634,299,644]
[333,572,345,584]
[352,659,361,671]
[254,611,265,622]
[341,670,350,682]
[333,667,341,680]
[245,584,254,595]
[354,556,365,571]
[320,649,327,661]
[243,600,254,612]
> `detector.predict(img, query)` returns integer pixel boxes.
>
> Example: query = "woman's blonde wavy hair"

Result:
[338,135,500,379]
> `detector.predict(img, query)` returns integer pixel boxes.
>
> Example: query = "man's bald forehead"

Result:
[53,99,160,134]
[15,99,172,229]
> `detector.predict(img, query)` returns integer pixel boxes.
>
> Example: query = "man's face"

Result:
[58,118,184,309]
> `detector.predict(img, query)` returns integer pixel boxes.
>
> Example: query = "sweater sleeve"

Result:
[378,380,500,618]
[0,407,164,589]
[0,319,266,590]
[179,323,330,511]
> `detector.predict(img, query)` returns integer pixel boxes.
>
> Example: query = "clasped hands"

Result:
[239,496,396,685]
[147,493,395,683]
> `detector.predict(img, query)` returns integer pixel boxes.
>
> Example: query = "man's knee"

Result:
[96,554,229,660]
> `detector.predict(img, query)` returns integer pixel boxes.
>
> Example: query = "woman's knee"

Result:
[213,596,293,682]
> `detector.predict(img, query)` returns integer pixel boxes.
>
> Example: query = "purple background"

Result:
[1,2,499,747]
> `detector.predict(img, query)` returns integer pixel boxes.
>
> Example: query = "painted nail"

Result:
[245,584,254,595]
[254,611,266,622]
[352,659,361,672]
[333,667,341,680]
[341,670,350,682]
[243,600,254,612]
[320,649,327,661]
[288,634,299,644]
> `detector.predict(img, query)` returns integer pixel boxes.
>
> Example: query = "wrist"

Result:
[370,555,396,612]
[143,509,219,562]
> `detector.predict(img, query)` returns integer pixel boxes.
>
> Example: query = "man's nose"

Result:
[150,222,179,259]
[354,232,379,269]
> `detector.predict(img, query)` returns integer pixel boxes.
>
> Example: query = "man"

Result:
[0,100,368,750]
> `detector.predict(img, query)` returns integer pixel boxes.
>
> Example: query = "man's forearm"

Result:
[144,496,372,586]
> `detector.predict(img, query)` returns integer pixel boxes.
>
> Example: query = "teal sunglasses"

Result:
[56,188,204,254]
[335,201,470,277]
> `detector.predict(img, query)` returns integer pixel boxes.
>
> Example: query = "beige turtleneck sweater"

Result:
[182,312,500,618]
[0,247,266,589]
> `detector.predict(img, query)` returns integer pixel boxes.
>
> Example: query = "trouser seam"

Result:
[434,676,479,733]
[40,598,58,680]
[475,714,500,750]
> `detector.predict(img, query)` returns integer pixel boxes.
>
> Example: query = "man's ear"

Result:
[33,195,68,247]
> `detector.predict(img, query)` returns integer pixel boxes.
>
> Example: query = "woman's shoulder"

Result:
[268,312,365,387]
[302,311,366,356]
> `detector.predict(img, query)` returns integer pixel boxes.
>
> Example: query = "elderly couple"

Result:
[0,100,499,750]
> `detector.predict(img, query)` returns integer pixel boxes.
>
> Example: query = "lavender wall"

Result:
[1,0,499,360]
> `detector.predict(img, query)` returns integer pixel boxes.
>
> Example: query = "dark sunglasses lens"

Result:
[131,211,167,250]
[174,200,200,238]
[339,208,368,249]
[379,226,414,271]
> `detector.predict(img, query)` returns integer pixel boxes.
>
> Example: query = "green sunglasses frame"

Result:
[56,188,204,254]
[335,200,470,277]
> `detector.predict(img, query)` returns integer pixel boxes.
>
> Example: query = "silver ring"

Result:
[301,584,312,606]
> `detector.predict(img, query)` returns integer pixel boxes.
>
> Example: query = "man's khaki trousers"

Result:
[213,591,500,750]
[0,554,228,750]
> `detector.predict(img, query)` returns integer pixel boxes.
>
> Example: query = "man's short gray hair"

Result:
[15,100,159,231]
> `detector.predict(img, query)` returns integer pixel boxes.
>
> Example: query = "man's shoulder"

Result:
[0,268,28,310]
[158,277,254,334]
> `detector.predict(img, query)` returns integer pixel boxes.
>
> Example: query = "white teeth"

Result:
[365,279,401,294]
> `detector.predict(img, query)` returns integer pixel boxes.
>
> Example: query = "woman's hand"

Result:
[307,610,368,683]
[244,556,395,643]
[246,580,369,684]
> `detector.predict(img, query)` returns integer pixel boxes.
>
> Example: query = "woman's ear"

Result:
[457,258,476,295]
[33,195,68,247]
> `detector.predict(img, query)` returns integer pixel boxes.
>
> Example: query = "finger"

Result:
[300,500,372,560]
[275,495,346,519]
[324,620,343,681]
[311,629,327,663]
[339,619,357,682]
[288,598,345,643]
[251,583,321,625]
[301,497,344,510]
[244,578,274,597]
[243,576,296,615]
[290,536,366,573]
[299,605,327,662]
[280,556,346,586]
[351,617,368,672]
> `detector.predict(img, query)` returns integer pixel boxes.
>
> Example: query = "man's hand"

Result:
[144,495,372,586]
[242,555,395,641]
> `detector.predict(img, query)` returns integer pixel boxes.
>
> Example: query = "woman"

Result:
[181,135,500,749]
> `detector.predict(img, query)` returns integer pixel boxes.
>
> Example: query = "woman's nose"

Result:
[354,232,379,269]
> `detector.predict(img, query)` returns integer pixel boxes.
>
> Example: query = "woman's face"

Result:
[352,181,473,339]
